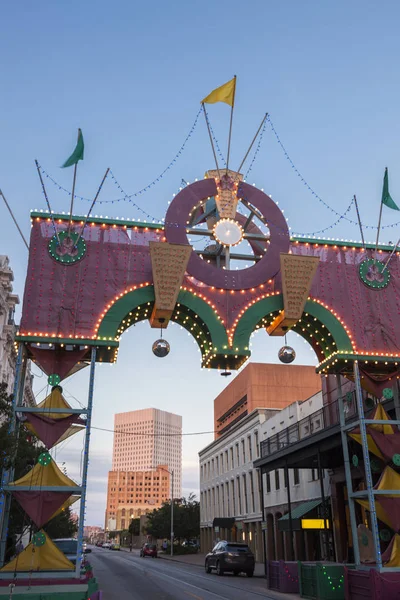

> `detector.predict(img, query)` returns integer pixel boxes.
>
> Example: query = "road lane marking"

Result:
[185,592,203,600]
[94,551,272,599]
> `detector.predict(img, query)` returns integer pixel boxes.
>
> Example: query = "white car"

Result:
[102,542,112,549]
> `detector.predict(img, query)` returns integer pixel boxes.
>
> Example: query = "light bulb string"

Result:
[267,115,400,231]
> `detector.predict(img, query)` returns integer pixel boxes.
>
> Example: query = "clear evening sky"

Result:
[1,1,400,525]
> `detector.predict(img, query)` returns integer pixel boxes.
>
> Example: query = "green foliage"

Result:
[44,506,78,539]
[145,494,200,542]
[129,518,140,536]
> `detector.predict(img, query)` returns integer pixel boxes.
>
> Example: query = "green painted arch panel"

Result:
[97,286,155,339]
[97,286,229,351]
[232,295,353,358]
[176,290,229,350]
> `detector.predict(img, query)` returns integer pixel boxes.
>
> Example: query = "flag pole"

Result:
[237,113,268,174]
[382,237,400,273]
[374,169,386,263]
[35,160,61,246]
[75,168,110,246]
[353,195,366,250]
[202,104,221,179]
[67,162,78,237]
[225,75,237,174]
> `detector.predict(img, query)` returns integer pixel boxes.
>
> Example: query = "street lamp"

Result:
[158,466,174,557]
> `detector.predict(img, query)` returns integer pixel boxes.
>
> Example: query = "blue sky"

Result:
[2,1,400,525]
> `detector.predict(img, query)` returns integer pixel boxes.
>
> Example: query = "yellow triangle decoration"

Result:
[9,459,76,488]
[385,533,400,567]
[1,531,74,571]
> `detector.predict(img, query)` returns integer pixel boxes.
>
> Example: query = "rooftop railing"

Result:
[260,392,360,459]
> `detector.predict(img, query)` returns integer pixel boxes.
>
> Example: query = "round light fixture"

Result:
[152,339,170,358]
[212,218,244,247]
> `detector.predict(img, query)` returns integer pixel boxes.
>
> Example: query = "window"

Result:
[254,430,259,458]
[236,444,240,467]
[225,451,228,471]
[243,474,248,514]
[249,471,255,512]
[248,436,252,461]
[275,470,280,490]
[231,480,236,516]
[241,439,245,463]
[237,477,242,514]
[311,469,319,481]
[230,448,234,469]
[284,470,288,488]
[294,468,300,485]
[216,456,219,475]
[226,482,230,517]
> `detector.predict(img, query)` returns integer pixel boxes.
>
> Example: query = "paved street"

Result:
[89,547,277,600]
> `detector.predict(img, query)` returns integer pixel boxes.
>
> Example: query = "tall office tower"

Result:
[112,408,182,498]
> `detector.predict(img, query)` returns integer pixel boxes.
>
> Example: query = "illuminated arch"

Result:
[231,295,354,362]
[96,286,230,366]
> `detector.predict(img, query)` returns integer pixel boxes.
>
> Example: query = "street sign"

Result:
[214,526,220,533]
[261,522,268,531]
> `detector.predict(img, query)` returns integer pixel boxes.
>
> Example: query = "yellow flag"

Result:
[201,77,236,107]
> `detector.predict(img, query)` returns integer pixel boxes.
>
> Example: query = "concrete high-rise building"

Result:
[105,408,182,530]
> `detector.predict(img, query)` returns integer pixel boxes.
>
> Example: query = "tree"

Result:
[129,518,140,536]
[44,506,78,539]
[145,495,200,542]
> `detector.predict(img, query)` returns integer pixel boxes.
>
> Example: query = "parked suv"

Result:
[205,541,254,577]
[140,543,157,558]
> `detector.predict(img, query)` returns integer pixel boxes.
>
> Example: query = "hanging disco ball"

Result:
[152,339,170,358]
[278,345,296,364]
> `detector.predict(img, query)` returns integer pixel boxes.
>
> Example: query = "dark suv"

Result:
[205,541,254,577]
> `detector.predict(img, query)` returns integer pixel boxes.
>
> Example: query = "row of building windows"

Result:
[200,470,260,521]
[265,468,322,493]
[201,432,260,482]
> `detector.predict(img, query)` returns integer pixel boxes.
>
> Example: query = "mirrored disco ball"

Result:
[152,339,170,358]
[278,345,296,364]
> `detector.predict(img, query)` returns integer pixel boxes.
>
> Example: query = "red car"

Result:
[140,543,157,558]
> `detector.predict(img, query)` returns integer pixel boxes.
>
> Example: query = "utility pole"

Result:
[171,470,174,557]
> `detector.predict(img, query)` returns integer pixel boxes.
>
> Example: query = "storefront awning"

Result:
[278,499,322,531]
[213,518,235,529]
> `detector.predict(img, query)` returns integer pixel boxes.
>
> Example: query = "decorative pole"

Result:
[201,104,221,179]
[225,75,237,174]
[353,361,382,568]
[337,375,360,565]
[237,113,268,174]
[61,129,84,238]
[75,168,110,247]
[75,347,97,577]
[34,160,61,246]
[353,195,366,251]
[0,190,29,250]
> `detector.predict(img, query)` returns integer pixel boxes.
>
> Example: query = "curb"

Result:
[158,554,266,578]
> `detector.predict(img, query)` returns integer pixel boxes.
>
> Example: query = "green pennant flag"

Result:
[61,129,84,168]
[382,167,399,210]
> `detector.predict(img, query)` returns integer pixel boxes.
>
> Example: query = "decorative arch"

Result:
[96,286,230,366]
[232,295,354,362]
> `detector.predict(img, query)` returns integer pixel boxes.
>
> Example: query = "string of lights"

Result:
[292,197,355,236]
[37,107,202,204]
[267,115,400,231]
[92,425,216,437]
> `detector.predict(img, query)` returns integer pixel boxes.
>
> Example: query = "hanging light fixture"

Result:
[278,333,296,364]
[152,319,170,358]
